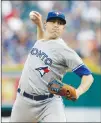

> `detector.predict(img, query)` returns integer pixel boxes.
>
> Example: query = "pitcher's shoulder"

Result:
[58,39,75,51]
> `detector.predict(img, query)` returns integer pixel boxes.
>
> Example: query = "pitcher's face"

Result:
[45,19,65,39]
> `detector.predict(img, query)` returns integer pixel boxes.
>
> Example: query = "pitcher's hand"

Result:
[29,11,42,27]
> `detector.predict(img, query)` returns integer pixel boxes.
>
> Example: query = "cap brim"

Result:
[46,17,66,24]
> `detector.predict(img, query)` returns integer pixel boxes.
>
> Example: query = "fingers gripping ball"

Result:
[29,11,36,20]
[48,79,77,101]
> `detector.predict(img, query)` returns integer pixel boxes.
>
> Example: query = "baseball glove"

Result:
[47,79,77,101]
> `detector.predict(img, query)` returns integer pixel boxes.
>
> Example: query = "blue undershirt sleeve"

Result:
[72,64,91,78]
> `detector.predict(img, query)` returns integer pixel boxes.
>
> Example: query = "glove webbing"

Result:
[47,79,63,93]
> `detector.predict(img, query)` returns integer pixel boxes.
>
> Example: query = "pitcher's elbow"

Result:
[90,74,94,83]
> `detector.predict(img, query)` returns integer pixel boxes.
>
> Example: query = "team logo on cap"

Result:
[55,12,61,16]
[35,66,50,77]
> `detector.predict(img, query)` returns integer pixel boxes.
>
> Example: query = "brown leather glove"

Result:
[48,79,77,101]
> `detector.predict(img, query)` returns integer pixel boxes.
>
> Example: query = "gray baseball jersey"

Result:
[10,38,84,122]
[18,38,83,95]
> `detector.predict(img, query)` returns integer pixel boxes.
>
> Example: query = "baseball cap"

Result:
[46,11,66,24]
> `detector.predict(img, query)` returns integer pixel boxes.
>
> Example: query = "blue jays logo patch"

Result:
[55,12,61,16]
[35,66,50,77]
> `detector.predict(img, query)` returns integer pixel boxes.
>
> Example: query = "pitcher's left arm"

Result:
[76,74,94,99]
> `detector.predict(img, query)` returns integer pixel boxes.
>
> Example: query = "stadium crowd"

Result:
[2,1,101,71]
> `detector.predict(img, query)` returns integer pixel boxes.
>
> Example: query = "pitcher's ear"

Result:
[63,25,65,29]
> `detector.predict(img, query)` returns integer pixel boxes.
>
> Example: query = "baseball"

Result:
[29,11,36,20]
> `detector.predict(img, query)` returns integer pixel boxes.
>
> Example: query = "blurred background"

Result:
[1,1,101,122]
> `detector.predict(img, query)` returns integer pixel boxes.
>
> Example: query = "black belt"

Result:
[17,88,54,101]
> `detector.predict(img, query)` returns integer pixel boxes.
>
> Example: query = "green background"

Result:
[62,72,101,107]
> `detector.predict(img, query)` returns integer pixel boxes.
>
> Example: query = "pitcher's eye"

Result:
[58,21,64,25]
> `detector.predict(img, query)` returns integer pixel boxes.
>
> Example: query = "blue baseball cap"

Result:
[46,11,66,24]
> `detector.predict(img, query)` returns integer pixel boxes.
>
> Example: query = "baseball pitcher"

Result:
[10,11,94,122]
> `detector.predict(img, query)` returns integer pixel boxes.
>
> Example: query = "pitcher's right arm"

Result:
[29,11,44,40]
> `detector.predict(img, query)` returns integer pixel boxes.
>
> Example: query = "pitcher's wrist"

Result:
[76,87,84,99]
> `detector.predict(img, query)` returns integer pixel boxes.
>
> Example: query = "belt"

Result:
[17,88,54,101]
